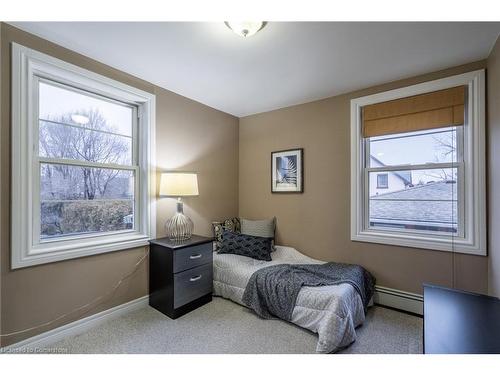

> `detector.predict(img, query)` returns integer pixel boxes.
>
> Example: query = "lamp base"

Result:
[165,198,194,241]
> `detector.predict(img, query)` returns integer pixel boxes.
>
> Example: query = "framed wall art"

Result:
[271,148,303,193]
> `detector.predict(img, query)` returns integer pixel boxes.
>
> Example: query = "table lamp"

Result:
[160,172,199,240]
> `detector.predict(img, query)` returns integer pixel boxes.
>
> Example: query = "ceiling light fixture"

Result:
[224,21,267,38]
[71,114,90,125]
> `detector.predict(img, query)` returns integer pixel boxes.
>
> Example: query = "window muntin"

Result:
[35,78,138,243]
[365,126,463,238]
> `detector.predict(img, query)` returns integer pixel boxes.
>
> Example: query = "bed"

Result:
[213,245,368,353]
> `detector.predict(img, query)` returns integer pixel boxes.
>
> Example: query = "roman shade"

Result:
[362,85,466,138]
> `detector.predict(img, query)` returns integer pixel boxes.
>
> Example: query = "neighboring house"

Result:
[370,180,458,233]
[123,214,134,229]
[369,156,412,195]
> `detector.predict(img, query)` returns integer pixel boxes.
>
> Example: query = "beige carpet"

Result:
[47,297,423,354]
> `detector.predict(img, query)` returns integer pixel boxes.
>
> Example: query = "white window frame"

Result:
[350,70,486,256]
[11,43,156,269]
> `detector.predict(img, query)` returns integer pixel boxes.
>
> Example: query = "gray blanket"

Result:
[242,262,375,321]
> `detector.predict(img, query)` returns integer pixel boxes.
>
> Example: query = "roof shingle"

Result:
[370,181,458,226]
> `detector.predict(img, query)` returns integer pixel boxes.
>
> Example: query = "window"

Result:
[368,128,460,233]
[39,81,137,240]
[376,173,389,189]
[351,70,486,255]
[11,43,156,268]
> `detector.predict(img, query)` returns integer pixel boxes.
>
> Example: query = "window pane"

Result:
[369,168,458,234]
[39,81,133,137]
[39,120,132,166]
[41,163,134,200]
[41,200,133,239]
[369,127,458,167]
[40,163,134,239]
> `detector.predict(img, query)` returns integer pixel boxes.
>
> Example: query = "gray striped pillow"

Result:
[240,217,276,249]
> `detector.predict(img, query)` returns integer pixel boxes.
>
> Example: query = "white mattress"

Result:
[213,246,366,353]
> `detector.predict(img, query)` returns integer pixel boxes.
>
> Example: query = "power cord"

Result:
[0,249,149,338]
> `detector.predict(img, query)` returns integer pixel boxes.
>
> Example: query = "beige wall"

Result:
[239,61,489,295]
[154,86,239,237]
[488,36,500,298]
[0,23,239,347]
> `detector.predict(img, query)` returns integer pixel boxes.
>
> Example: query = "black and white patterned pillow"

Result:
[212,217,241,251]
[218,230,272,261]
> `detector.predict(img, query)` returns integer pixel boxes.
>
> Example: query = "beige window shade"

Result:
[362,86,466,138]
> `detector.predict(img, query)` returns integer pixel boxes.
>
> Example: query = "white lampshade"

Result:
[159,172,199,197]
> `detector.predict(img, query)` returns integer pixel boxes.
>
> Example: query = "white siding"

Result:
[369,157,407,196]
[370,172,407,196]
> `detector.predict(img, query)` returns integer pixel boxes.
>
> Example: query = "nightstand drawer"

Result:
[173,242,212,273]
[173,263,212,308]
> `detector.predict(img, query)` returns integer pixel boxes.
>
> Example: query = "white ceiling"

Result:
[10,22,500,117]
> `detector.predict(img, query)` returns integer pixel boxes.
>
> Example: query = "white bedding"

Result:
[213,246,367,353]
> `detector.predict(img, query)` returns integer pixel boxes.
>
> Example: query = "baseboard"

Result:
[374,285,423,316]
[1,295,149,352]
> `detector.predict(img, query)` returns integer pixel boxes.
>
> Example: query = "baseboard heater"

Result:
[373,285,423,316]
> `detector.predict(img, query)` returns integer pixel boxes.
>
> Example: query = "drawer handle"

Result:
[189,254,202,260]
[190,275,202,282]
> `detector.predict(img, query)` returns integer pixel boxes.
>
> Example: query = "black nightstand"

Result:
[149,235,213,319]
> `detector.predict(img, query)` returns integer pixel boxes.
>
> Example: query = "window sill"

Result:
[12,233,151,269]
[352,230,486,256]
